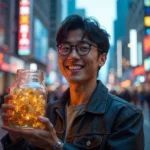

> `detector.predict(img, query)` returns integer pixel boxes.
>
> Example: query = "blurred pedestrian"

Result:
[47,90,59,102]
[1,15,144,150]
[145,89,150,122]
[130,87,138,106]
[110,88,118,96]
[144,83,150,123]
[137,86,146,110]
[118,87,131,103]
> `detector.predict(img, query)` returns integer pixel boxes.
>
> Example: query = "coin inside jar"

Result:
[8,88,46,129]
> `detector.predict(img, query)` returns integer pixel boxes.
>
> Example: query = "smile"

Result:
[67,65,84,70]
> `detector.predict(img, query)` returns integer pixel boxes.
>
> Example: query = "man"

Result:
[1,15,144,150]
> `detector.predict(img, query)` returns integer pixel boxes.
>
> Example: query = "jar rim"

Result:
[17,69,43,73]
[16,69,44,81]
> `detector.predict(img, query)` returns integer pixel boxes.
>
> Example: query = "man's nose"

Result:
[68,47,80,59]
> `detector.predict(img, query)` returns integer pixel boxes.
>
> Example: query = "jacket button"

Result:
[86,140,91,147]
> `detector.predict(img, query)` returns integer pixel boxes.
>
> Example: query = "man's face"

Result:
[58,29,106,84]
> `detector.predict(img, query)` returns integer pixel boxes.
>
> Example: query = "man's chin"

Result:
[67,78,82,84]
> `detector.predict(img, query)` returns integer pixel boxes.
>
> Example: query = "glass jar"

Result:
[8,69,47,129]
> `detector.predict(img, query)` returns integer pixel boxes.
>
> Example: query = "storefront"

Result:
[0,52,25,95]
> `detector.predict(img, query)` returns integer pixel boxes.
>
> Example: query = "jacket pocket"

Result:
[73,134,102,149]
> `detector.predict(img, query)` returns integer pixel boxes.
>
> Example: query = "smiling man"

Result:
[1,15,144,150]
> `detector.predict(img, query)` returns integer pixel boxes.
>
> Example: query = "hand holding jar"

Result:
[2,69,47,129]
[1,70,63,149]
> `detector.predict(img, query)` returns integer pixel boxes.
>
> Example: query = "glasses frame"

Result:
[57,41,103,56]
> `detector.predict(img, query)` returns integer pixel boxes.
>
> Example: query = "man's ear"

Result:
[98,53,107,67]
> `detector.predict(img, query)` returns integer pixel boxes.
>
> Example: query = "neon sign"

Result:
[18,0,30,55]
[144,0,150,7]
[144,16,150,27]
[146,28,150,34]
[133,66,145,76]
[145,7,150,15]
[144,35,150,53]
[144,57,150,71]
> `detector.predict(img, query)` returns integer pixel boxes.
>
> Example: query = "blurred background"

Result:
[0,0,150,149]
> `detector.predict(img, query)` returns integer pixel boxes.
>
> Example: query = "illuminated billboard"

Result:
[133,66,145,77]
[145,7,150,15]
[144,0,150,7]
[129,29,138,66]
[146,28,150,34]
[144,35,150,53]
[34,17,48,64]
[117,40,122,78]
[144,16,150,27]
[144,57,150,71]
[18,0,30,55]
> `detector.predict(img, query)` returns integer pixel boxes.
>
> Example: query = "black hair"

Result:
[56,15,110,54]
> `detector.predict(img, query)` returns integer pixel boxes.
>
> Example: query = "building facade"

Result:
[123,0,145,85]
[110,0,134,86]
[49,0,62,49]
[0,0,25,96]
[0,0,53,100]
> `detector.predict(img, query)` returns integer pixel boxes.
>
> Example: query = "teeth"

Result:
[68,66,82,70]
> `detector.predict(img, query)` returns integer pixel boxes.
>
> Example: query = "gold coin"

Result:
[24,99,29,105]
[29,106,34,113]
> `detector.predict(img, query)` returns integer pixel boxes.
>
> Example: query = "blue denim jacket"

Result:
[1,80,144,150]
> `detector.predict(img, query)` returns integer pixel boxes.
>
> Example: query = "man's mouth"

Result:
[67,65,84,70]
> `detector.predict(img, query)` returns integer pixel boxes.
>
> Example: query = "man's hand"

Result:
[2,116,62,150]
[1,94,22,143]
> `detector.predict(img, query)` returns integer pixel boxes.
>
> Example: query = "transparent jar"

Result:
[8,69,47,129]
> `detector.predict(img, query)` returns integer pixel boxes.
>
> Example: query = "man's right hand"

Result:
[1,94,22,143]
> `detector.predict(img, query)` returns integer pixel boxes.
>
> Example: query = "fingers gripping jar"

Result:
[8,69,47,129]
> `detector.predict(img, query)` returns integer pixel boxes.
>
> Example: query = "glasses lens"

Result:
[77,43,90,55]
[58,44,71,55]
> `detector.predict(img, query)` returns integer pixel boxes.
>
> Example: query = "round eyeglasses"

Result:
[57,41,103,56]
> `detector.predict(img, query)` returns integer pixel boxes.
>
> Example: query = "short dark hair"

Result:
[56,15,110,54]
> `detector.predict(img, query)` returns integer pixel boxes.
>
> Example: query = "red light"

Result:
[133,66,145,76]
[144,35,150,53]
[1,62,9,71]
[0,53,4,59]
[10,63,18,73]
[0,53,4,64]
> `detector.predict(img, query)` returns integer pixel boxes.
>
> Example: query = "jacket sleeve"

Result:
[1,133,38,150]
[107,110,144,150]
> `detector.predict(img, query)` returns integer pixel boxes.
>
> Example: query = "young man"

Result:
[1,15,144,150]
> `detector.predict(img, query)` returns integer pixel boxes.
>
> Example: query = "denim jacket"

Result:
[1,80,144,150]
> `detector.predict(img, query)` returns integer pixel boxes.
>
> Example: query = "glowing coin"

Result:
[29,106,34,113]
[24,99,29,105]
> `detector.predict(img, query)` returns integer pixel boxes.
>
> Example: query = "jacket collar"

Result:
[86,80,108,114]
[53,80,108,114]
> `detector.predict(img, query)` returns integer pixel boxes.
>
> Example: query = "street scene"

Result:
[0,0,150,149]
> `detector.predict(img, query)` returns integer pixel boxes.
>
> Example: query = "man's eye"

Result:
[61,46,70,51]
[79,45,89,51]
[81,47,88,50]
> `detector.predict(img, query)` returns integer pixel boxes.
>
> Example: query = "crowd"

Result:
[110,84,150,122]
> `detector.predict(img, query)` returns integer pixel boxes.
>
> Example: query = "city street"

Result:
[0,0,149,149]
[0,107,150,149]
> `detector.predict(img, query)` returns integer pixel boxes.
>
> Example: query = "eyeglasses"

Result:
[57,41,103,56]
